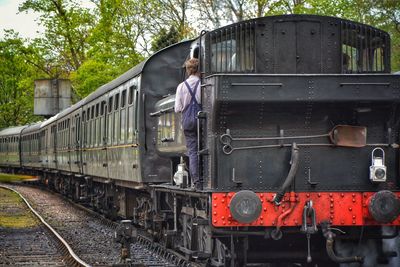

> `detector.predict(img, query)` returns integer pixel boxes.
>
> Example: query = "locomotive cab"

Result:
[192,15,399,266]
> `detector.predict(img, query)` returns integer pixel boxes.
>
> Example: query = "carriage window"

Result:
[93,115,97,146]
[100,101,105,115]
[114,110,119,144]
[210,22,255,73]
[120,107,126,143]
[96,115,101,146]
[114,93,120,110]
[82,111,86,146]
[127,87,137,143]
[108,97,113,113]
[128,86,135,105]
[100,101,106,143]
[341,22,388,73]
[96,103,99,117]
[121,90,126,108]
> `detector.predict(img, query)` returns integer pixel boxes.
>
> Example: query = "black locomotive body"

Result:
[1,15,400,266]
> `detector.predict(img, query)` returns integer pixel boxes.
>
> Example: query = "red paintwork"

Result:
[211,191,400,227]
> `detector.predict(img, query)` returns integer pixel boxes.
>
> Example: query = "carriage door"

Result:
[75,113,83,173]
[274,20,321,73]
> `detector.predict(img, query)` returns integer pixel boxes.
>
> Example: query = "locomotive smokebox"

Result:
[34,79,72,117]
[368,190,400,223]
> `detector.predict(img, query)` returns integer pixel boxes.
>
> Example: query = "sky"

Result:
[0,0,95,40]
[0,0,43,39]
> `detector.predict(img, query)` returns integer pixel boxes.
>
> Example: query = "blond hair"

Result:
[185,58,199,75]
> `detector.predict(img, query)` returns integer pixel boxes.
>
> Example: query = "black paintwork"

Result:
[201,74,400,192]
[203,15,390,75]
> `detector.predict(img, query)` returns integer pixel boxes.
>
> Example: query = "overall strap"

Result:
[184,80,200,105]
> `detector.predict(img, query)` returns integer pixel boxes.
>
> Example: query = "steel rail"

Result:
[0,184,91,267]
[44,186,202,267]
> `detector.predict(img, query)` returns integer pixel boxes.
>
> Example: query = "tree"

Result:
[151,26,181,52]
[156,0,191,37]
[19,0,95,73]
[70,59,121,97]
[71,0,148,97]
[0,32,43,128]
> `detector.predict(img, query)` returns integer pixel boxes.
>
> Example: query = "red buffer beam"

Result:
[211,192,400,227]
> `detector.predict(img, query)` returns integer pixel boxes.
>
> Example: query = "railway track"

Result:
[0,184,89,267]
[0,183,202,267]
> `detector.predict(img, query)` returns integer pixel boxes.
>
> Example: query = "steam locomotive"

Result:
[1,15,400,266]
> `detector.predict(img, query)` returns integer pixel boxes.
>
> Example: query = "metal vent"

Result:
[341,21,389,73]
[209,21,256,73]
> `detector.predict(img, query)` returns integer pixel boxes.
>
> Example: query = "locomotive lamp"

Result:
[229,190,262,224]
[173,157,188,187]
[369,148,386,183]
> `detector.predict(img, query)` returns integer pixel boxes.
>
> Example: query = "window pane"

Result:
[121,90,127,108]
[114,93,120,110]
[128,86,134,104]
[108,114,112,144]
[97,118,101,145]
[101,101,105,115]
[93,119,97,146]
[120,109,126,143]
[127,106,133,142]
[113,111,119,144]
[210,23,255,73]
[108,97,113,113]
[341,22,387,73]
[96,103,99,117]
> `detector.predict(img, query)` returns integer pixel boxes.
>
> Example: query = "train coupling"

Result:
[300,200,318,263]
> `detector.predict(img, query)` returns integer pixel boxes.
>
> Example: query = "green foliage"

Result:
[0,0,399,129]
[70,59,121,98]
[151,27,182,52]
[71,0,146,97]
[0,188,38,228]
[19,0,95,72]
[0,32,43,128]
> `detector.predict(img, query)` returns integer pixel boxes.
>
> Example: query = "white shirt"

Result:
[174,75,201,113]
